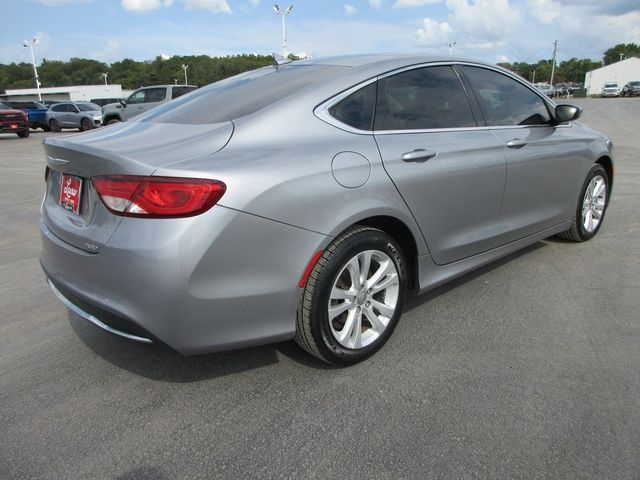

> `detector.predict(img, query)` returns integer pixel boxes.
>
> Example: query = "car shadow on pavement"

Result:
[68,313,335,382]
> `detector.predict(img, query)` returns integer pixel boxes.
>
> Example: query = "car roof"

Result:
[299,53,493,70]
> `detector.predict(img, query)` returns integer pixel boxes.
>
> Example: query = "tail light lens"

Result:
[93,175,226,218]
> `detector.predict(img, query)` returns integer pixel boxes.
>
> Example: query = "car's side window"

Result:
[374,66,477,131]
[69,104,79,113]
[171,87,196,99]
[52,104,66,112]
[145,88,167,103]
[127,91,146,104]
[462,66,551,126]
[329,82,376,131]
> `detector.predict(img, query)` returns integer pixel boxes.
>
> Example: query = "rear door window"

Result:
[374,66,477,131]
[171,86,197,99]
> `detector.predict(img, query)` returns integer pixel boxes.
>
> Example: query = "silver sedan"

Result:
[40,54,613,365]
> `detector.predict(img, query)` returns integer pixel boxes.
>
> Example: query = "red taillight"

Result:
[93,175,226,218]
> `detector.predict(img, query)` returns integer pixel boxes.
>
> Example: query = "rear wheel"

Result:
[49,119,61,133]
[557,163,610,242]
[17,129,30,138]
[295,226,407,365]
[80,118,92,132]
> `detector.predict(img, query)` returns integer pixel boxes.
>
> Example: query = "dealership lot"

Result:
[1,98,639,479]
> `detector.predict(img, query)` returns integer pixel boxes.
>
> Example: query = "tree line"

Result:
[0,54,276,91]
[1,44,638,92]
[497,44,640,85]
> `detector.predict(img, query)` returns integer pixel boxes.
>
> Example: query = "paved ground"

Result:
[1,98,639,480]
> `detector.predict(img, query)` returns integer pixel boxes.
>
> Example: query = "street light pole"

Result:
[273,4,294,57]
[101,72,108,86]
[181,64,189,85]
[445,41,456,55]
[549,39,558,87]
[23,38,42,101]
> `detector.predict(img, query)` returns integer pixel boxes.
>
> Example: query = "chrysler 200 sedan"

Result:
[40,54,613,365]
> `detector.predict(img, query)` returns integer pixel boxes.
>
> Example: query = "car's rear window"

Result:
[144,64,348,124]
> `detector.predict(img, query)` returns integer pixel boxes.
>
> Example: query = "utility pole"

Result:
[549,40,558,87]
[181,64,189,85]
[445,41,456,55]
[273,4,294,57]
[101,72,108,86]
[23,38,42,101]
[532,69,536,84]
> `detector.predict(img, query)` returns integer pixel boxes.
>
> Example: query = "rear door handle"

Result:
[401,149,437,162]
[506,139,528,149]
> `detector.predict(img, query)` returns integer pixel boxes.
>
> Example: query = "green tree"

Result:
[603,43,640,65]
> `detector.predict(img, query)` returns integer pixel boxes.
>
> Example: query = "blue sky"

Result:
[2,0,639,65]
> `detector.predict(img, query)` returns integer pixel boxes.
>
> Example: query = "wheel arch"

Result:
[332,215,423,293]
[595,155,614,189]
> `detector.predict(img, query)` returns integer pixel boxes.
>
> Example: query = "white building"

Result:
[0,84,124,103]
[584,57,640,95]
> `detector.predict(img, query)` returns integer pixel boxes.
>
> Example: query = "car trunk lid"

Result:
[42,121,233,252]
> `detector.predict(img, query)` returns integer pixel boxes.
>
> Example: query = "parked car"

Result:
[537,85,555,98]
[5,101,48,130]
[46,102,103,132]
[90,98,123,107]
[0,102,30,137]
[622,81,640,97]
[601,82,622,97]
[41,54,613,365]
[102,85,197,124]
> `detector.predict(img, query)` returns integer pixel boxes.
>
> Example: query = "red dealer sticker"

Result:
[59,174,83,214]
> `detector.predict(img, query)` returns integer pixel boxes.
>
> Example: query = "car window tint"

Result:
[145,88,166,103]
[144,65,348,124]
[374,66,476,131]
[128,91,146,104]
[52,104,66,112]
[172,86,197,99]
[329,82,376,130]
[462,66,551,126]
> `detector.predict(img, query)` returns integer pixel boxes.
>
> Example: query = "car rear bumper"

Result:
[40,205,327,355]
[0,122,28,133]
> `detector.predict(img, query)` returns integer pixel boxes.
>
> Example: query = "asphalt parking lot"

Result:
[1,98,639,480]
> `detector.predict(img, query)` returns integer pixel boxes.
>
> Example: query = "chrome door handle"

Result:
[506,139,527,149]
[401,149,437,162]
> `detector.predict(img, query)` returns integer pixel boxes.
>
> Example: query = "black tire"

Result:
[106,118,121,126]
[80,118,92,131]
[557,163,610,242]
[295,226,407,365]
[17,129,30,138]
[49,119,61,133]
[43,124,50,132]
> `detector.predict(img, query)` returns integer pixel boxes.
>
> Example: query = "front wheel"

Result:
[80,118,92,131]
[106,118,121,126]
[557,163,610,242]
[49,119,61,133]
[17,129,30,138]
[295,226,407,365]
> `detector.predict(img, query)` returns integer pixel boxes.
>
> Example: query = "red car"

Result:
[0,102,30,138]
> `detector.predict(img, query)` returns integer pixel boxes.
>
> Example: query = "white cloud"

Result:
[528,0,562,23]
[344,4,357,15]
[33,0,87,5]
[181,0,231,13]
[369,0,383,8]
[393,0,442,8]
[248,0,261,5]
[121,0,164,12]
[416,18,451,45]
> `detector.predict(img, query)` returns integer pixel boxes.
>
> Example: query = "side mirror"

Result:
[119,98,127,107]
[555,104,581,123]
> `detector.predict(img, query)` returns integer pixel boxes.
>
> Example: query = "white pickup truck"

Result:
[102,84,197,124]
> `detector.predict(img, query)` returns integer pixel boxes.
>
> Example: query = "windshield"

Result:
[76,103,102,111]
[0,103,9,109]
[144,64,349,124]
[604,83,618,88]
